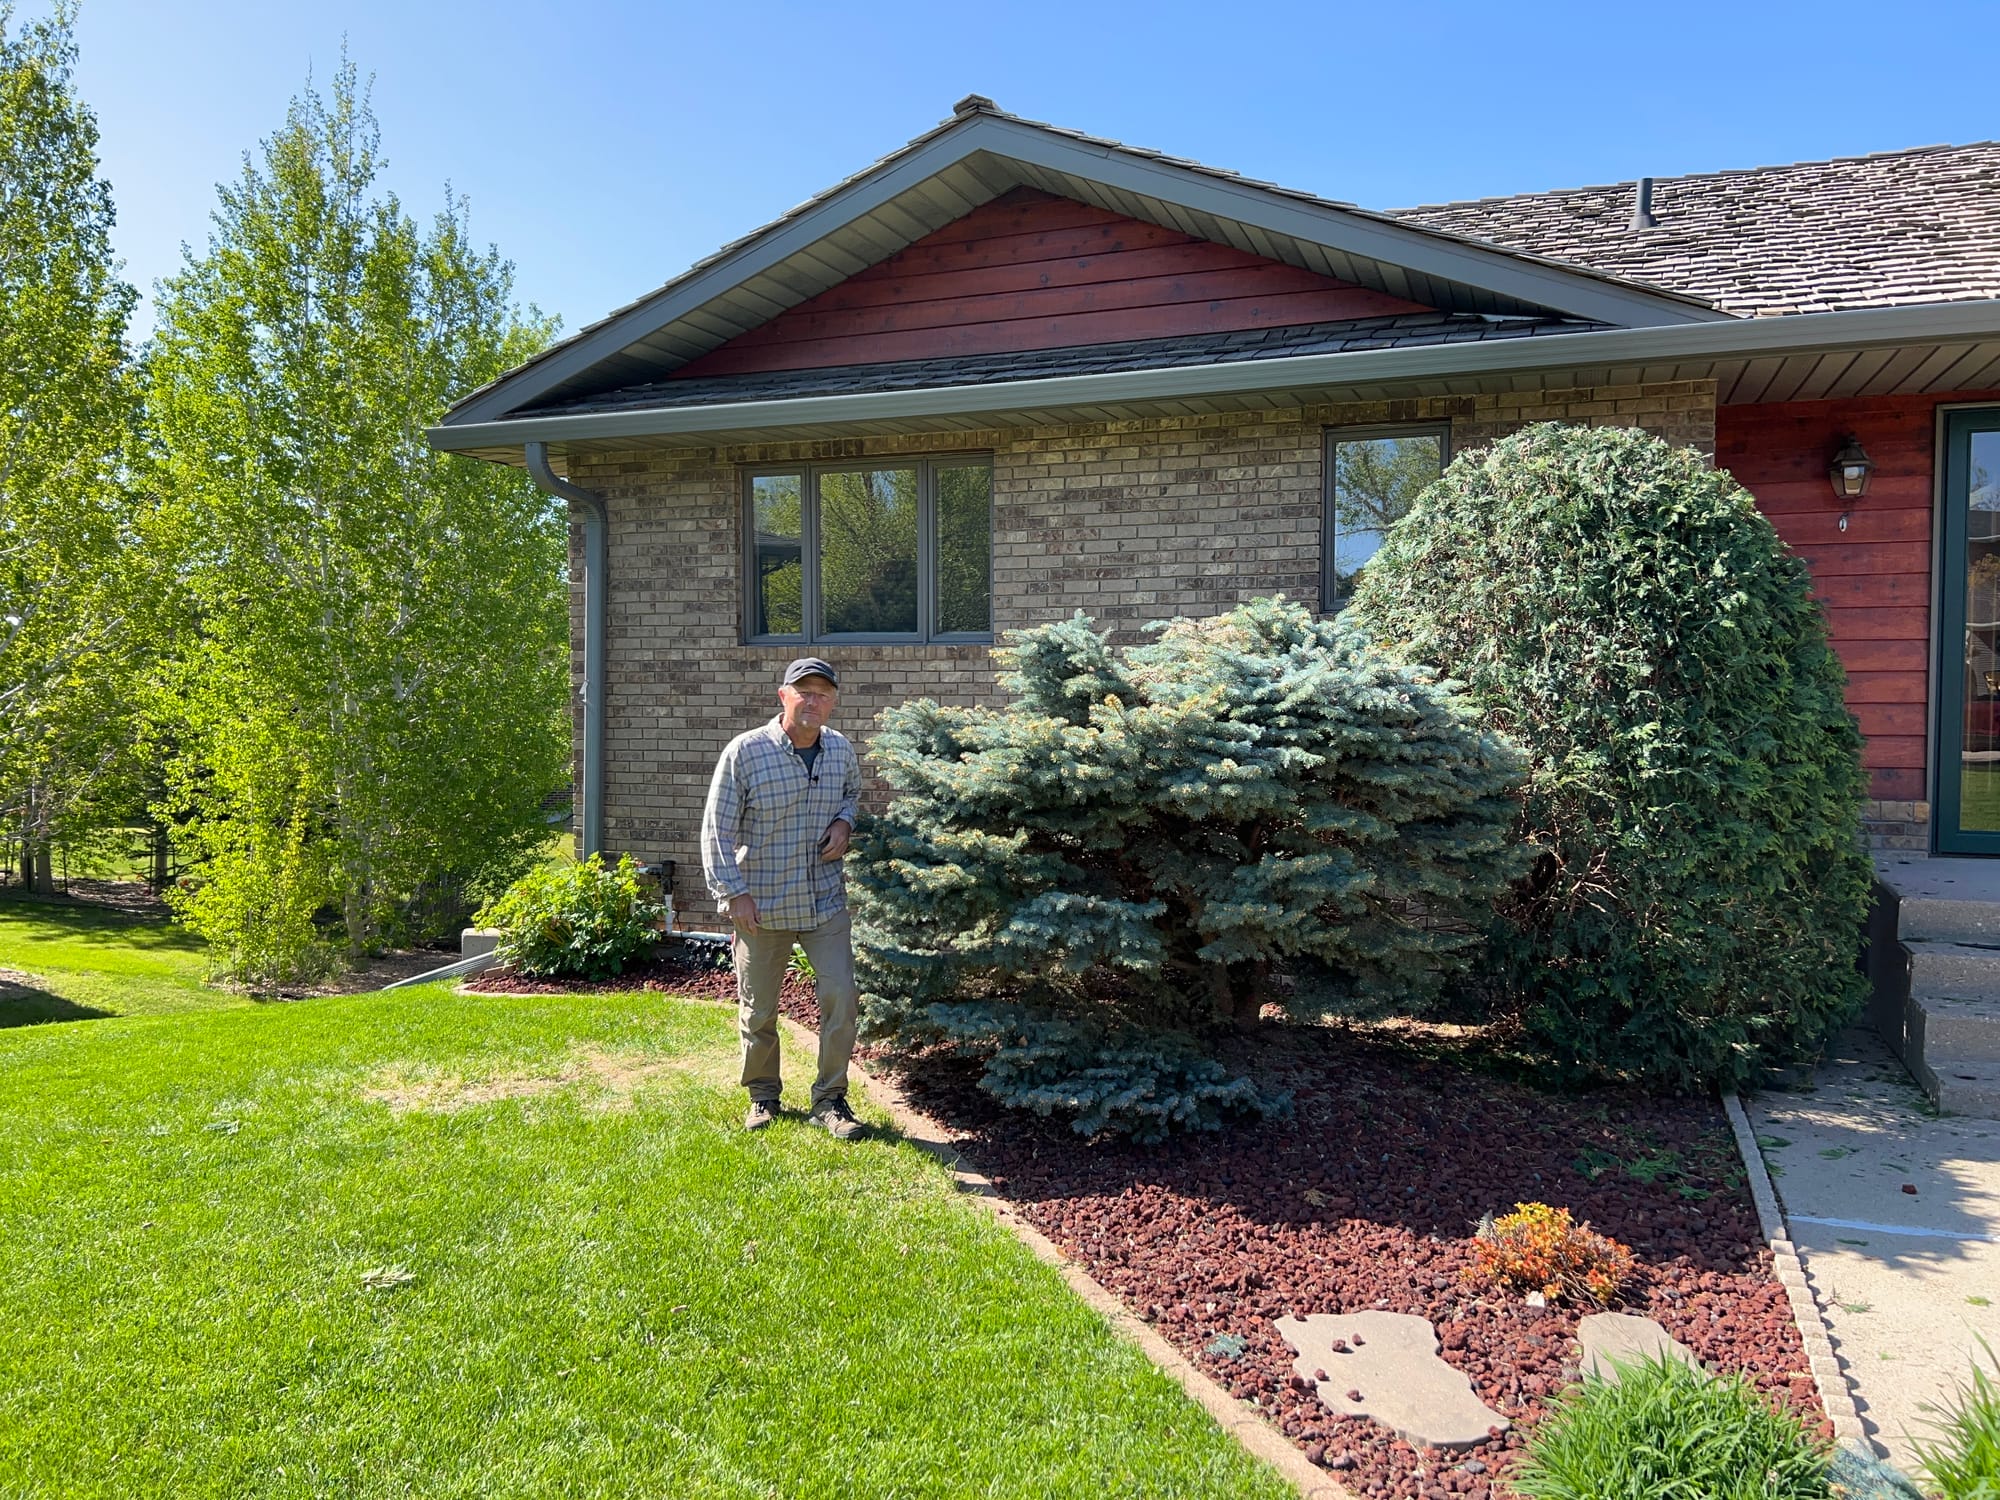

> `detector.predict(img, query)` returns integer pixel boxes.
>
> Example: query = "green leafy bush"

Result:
[168,787,339,990]
[477,854,668,980]
[852,595,1524,1141]
[1350,423,1872,1091]
[1510,1353,1832,1500]
[1913,1337,2000,1499]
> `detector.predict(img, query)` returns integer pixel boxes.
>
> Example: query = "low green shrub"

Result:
[1913,1337,2000,1499]
[1510,1353,1831,1500]
[1350,422,1872,1091]
[476,853,668,980]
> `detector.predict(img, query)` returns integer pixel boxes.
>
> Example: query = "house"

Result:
[430,98,2000,921]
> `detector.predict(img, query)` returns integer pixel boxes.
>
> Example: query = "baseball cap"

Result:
[783,657,839,689]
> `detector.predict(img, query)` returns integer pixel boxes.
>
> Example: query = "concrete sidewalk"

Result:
[1749,1028,2000,1475]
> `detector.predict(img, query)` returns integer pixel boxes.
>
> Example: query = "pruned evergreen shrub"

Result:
[851,595,1525,1142]
[477,854,669,980]
[1350,423,1872,1091]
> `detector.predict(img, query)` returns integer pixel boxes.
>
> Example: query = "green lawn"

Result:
[0,983,1289,1499]
[0,893,233,1024]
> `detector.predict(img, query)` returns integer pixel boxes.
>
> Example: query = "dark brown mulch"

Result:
[465,947,1814,1498]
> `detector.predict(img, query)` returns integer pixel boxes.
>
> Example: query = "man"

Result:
[699,657,865,1138]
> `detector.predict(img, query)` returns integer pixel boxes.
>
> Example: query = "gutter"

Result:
[430,299,2000,454]
[524,441,606,860]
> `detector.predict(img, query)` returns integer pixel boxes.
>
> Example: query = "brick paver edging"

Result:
[777,1015,1358,1500]
[1720,1091,1869,1449]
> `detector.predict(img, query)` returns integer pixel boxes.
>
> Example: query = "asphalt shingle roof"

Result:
[514,312,1608,417]
[1393,142,2000,318]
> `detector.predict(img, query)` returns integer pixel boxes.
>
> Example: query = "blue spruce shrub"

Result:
[1348,422,1872,1091]
[851,595,1525,1142]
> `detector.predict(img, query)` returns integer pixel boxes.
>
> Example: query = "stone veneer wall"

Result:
[564,381,1715,920]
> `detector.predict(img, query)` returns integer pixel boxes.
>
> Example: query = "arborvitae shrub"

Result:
[1349,423,1872,1091]
[851,595,1524,1142]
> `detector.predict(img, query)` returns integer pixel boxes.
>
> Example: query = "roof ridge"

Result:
[1394,139,2000,214]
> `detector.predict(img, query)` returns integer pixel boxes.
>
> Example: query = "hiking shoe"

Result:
[744,1097,781,1131]
[808,1096,864,1140]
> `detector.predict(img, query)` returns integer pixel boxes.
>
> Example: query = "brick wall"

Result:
[567,381,1715,918]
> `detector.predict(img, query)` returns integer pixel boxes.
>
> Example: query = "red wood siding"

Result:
[671,187,1433,379]
[1717,393,2000,803]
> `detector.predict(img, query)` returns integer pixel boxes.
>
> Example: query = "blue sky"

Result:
[66,0,2000,341]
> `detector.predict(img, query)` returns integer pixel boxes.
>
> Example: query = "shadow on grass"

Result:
[0,891,204,954]
[0,982,113,1028]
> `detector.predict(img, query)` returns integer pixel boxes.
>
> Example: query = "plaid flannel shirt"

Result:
[700,717,862,931]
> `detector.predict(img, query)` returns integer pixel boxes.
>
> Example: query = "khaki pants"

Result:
[734,908,859,1111]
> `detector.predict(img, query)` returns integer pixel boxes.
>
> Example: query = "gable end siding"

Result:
[669,187,1434,379]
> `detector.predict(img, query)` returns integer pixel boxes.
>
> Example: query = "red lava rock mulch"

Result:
[468,947,1816,1499]
[470,941,823,1030]
[886,1025,1818,1500]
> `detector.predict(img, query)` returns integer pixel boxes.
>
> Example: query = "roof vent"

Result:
[1629,177,1658,231]
[952,94,996,118]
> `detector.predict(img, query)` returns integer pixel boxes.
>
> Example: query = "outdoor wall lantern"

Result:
[1828,434,1874,531]
[1830,435,1875,501]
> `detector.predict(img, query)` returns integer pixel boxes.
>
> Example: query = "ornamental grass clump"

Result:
[851,595,1525,1142]
[1465,1201,1635,1307]
[1510,1353,1833,1500]
[477,854,668,980]
[1912,1336,2000,1499]
[1349,422,1873,1091]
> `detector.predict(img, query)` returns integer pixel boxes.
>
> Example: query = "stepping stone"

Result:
[1575,1311,1703,1384]
[1274,1311,1508,1450]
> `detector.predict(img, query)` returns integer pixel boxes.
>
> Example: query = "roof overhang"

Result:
[430,299,2000,464]
[439,108,1725,430]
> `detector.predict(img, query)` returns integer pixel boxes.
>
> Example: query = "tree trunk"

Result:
[150,823,170,889]
[27,839,54,896]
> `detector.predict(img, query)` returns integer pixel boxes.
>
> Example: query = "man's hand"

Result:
[819,818,852,862]
[728,894,760,934]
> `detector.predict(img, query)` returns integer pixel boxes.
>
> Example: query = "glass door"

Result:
[1938,409,2000,852]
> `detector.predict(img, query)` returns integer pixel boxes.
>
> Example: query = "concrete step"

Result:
[1899,894,2000,945]
[1905,940,2000,1003]
[1918,1056,2000,1118]
[1909,991,2000,1063]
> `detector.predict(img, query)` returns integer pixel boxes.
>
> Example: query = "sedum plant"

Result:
[1465,1201,1635,1307]
[477,854,668,981]
[851,595,1525,1141]
[1350,422,1873,1091]
[1511,1352,1833,1500]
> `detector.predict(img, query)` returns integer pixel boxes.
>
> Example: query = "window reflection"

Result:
[819,468,919,635]
[935,464,993,634]
[751,474,802,636]
[1327,430,1445,606]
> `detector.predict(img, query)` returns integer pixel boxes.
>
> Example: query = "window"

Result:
[1322,424,1449,609]
[744,457,993,644]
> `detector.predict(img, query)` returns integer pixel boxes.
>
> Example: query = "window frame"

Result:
[741,453,995,646]
[1320,421,1452,612]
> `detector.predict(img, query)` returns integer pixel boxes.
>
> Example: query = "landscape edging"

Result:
[1720,1090,1870,1451]
[777,1014,1360,1500]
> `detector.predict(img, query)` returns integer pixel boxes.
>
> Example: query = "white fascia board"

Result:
[443,125,993,427]
[974,118,1725,330]
[442,116,1726,428]
[427,300,2000,456]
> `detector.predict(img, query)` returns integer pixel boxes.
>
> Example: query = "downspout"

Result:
[524,441,607,860]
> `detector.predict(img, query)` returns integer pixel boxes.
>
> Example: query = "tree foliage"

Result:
[852,595,1524,1141]
[0,2,144,891]
[145,58,567,978]
[1350,423,1873,1090]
